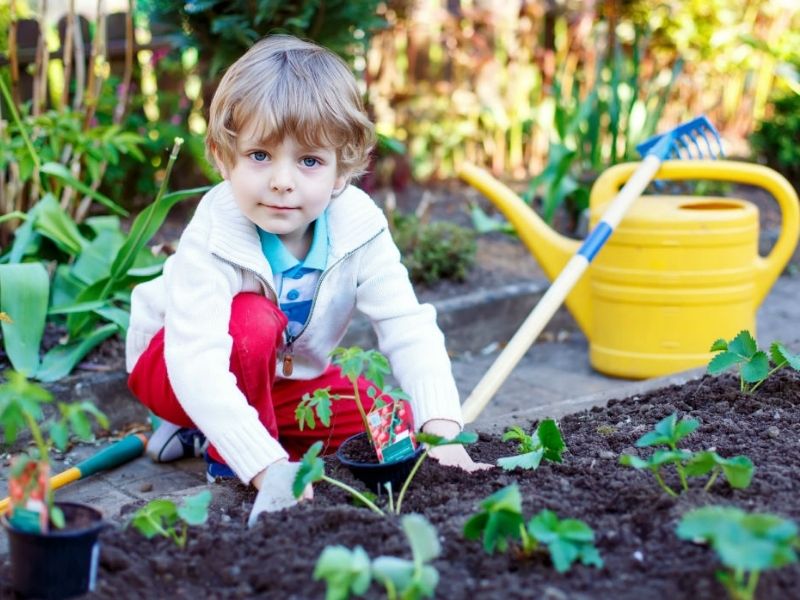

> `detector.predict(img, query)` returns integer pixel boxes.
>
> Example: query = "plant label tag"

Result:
[8,458,50,534]
[366,400,416,463]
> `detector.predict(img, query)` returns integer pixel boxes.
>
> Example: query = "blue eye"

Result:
[251,151,267,162]
[302,157,319,167]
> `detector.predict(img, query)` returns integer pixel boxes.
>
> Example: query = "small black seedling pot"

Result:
[3,502,104,599]
[336,432,424,494]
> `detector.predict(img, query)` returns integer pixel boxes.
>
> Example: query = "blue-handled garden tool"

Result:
[458,116,724,423]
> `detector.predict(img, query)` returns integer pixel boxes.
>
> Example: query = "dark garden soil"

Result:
[40,369,795,600]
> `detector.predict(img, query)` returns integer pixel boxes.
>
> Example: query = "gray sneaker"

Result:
[146,421,208,463]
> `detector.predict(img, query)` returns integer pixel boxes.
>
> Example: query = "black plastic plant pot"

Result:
[336,432,425,494]
[3,502,104,599]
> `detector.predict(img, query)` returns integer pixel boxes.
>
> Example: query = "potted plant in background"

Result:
[0,370,109,599]
[295,347,424,493]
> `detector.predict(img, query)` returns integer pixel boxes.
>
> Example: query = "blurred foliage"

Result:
[137,0,389,78]
[392,214,476,286]
[750,91,800,190]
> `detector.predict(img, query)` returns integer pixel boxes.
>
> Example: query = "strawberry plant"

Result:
[0,370,108,533]
[619,413,754,497]
[462,484,603,573]
[708,330,800,393]
[314,513,440,600]
[676,506,800,600]
[496,418,565,470]
[129,490,212,548]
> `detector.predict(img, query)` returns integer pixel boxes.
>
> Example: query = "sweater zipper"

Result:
[281,228,384,376]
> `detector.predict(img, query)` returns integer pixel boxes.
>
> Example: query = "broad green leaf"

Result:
[684,450,718,476]
[720,455,755,489]
[177,490,212,525]
[527,509,560,543]
[371,556,415,594]
[497,449,544,471]
[109,186,208,280]
[619,454,650,469]
[556,519,595,543]
[771,343,800,370]
[49,420,69,451]
[314,545,372,600]
[402,514,441,564]
[709,338,729,352]
[481,509,525,554]
[0,263,49,375]
[728,330,757,358]
[741,351,769,383]
[536,418,566,462]
[708,351,742,374]
[478,484,523,514]
[294,441,325,498]
[40,162,128,217]
[71,229,125,286]
[6,204,39,263]
[548,538,580,573]
[673,417,700,442]
[579,544,604,568]
[416,431,478,448]
[94,306,130,332]
[48,300,109,316]
[33,193,89,255]
[130,500,178,538]
[35,323,118,382]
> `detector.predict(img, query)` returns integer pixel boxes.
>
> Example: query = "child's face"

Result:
[218,121,347,252]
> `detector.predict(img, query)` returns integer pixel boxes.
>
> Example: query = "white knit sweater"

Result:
[125,182,463,483]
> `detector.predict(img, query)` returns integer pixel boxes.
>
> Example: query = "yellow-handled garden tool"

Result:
[0,433,148,514]
[458,116,727,423]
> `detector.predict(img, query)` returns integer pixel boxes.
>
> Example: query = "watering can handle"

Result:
[593,160,800,306]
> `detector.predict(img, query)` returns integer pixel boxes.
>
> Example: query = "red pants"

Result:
[128,293,377,462]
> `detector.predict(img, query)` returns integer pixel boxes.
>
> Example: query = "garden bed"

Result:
[53,369,800,599]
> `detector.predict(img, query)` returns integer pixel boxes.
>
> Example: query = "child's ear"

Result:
[332,173,349,196]
[211,145,230,179]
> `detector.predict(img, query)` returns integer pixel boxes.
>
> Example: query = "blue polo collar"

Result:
[257,211,328,273]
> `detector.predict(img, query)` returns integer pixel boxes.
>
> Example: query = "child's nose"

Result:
[269,164,295,193]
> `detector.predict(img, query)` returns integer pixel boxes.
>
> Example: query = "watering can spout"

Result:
[458,162,592,334]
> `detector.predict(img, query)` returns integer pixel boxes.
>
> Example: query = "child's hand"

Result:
[422,419,493,472]
[247,459,313,528]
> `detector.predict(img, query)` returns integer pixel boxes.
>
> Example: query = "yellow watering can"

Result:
[460,159,799,381]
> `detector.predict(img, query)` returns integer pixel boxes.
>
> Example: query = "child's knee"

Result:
[229,292,287,353]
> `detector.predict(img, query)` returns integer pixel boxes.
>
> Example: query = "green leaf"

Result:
[771,343,800,370]
[619,454,650,469]
[177,490,212,526]
[719,455,755,489]
[728,330,758,358]
[0,263,49,375]
[130,499,178,538]
[416,431,478,448]
[548,538,580,573]
[497,449,544,471]
[49,420,69,451]
[294,441,325,498]
[684,450,718,477]
[741,351,769,383]
[535,419,566,462]
[708,351,742,375]
[371,556,415,595]
[35,324,118,382]
[709,338,729,352]
[402,514,441,564]
[314,545,372,600]
[109,186,208,283]
[33,194,88,255]
[40,162,128,217]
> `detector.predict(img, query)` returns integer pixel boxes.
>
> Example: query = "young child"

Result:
[125,35,489,522]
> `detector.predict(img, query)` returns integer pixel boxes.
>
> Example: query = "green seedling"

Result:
[315,514,440,600]
[708,330,800,393]
[497,419,566,471]
[0,370,108,532]
[620,413,754,497]
[129,490,212,549]
[463,484,603,573]
[294,441,385,516]
[295,347,410,448]
[677,506,800,600]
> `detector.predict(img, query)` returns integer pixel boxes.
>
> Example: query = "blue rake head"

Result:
[636,116,724,161]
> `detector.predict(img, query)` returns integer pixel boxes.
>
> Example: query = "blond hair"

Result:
[206,35,375,179]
